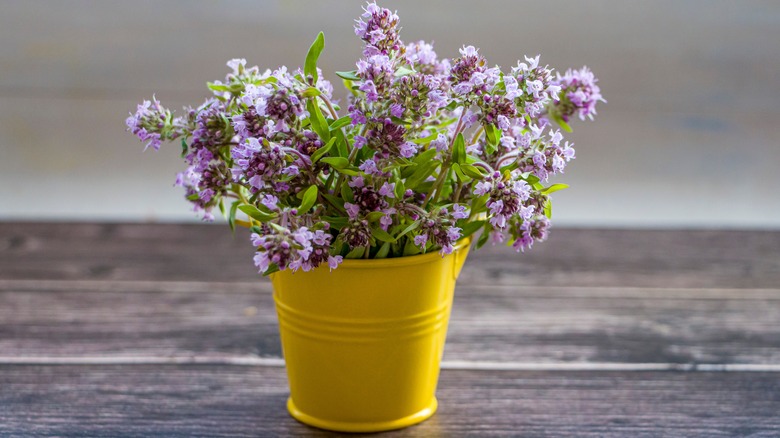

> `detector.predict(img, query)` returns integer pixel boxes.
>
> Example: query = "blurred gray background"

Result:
[1,0,778,227]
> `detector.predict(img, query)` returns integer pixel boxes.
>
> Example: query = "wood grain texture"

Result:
[2,279,780,365]
[2,223,780,435]
[2,223,779,287]
[2,365,779,437]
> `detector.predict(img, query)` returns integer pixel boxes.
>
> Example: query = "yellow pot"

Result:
[270,239,471,433]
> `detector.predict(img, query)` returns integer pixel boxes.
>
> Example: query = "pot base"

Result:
[286,396,438,433]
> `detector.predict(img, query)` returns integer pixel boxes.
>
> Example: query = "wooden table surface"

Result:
[1,223,779,437]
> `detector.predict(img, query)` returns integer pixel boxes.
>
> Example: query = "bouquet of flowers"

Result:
[126,2,603,275]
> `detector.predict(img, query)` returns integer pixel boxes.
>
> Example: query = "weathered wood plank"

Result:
[2,223,779,288]
[1,365,779,437]
[2,280,780,365]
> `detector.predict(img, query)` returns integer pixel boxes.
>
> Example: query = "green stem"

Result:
[453,180,464,204]
[423,110,466,208]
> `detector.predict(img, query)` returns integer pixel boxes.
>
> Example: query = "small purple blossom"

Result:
[551,66,605,122]
[452,204,468,219]
[354,2,402,56]
[126,96,186,151]
[378,182,395,198]
[261,194,279,211]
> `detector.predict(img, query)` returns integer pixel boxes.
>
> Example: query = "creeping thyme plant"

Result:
[127,2,603,275]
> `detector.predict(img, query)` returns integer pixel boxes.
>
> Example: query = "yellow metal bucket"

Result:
[271,240,471,433]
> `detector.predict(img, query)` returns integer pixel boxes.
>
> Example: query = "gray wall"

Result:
[1,0,778,227]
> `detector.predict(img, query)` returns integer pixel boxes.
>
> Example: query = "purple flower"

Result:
[364,118,408,158]
[126,96,184,151]
[354,2,402,56]
[378,182,395,198]
[475,171,531,231]
[551,66,604,122]
[379,211,394,230]
[405,40,450,76]
[349,176,365,188]
[414,234,428,248]
[509,55,560,118]
[344,202,361,219]
[231,138,288,191]
[512,216,551,253]
[515,127,576,181]
[261,194,279,211]
[452,204,468,219]
[252,225,337,273]
[390,103,405,118]
[226,58,247,75]
[474,181,492,196]
[231,106,267,142]
[399,142,418,158]
[430,133,448,152]
[349,105,368,125]
[328,255,343,271]
[359,80,379,102]
[353,135,367,150]
[359,157,380,175]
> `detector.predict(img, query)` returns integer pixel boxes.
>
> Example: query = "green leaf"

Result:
[396,220,421,239]
[306,99,331,142]
[459,220,485,239]
[551,112,573,133]
[544,199,552,218]
[365,211,384,222]
[375,242,391,258]
[394,66,416,77]
[338,167,360,176]
[334,129,349,158]
[298,185,318,214]
[540,183,569,195]
[403,239,422,256]
[228,200,239,232]
[301,87,321,98]
[335,70,361,81]
[394,180,405,199]
[452,163,469,182]
[239,204,275,223]
[453,132,466,165]
[311,137,337,163]
[180,138,188,158]
[206,82,232,93]
[476,223,491,249]
[404,160,438,189]
[484,123,499,145]
[521,172,541,185]
[262,264,281,276]
[345,246,366,259]
[410,131,439,145]
[304,31,325,84]
[371,225,396,243]
[322,216,349,229]
[460,163,486,180]
[413,147,439,165]
[329,116,352,131]
[340,183,354,202]
[321,156,349,169]
[322,193,346,214]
